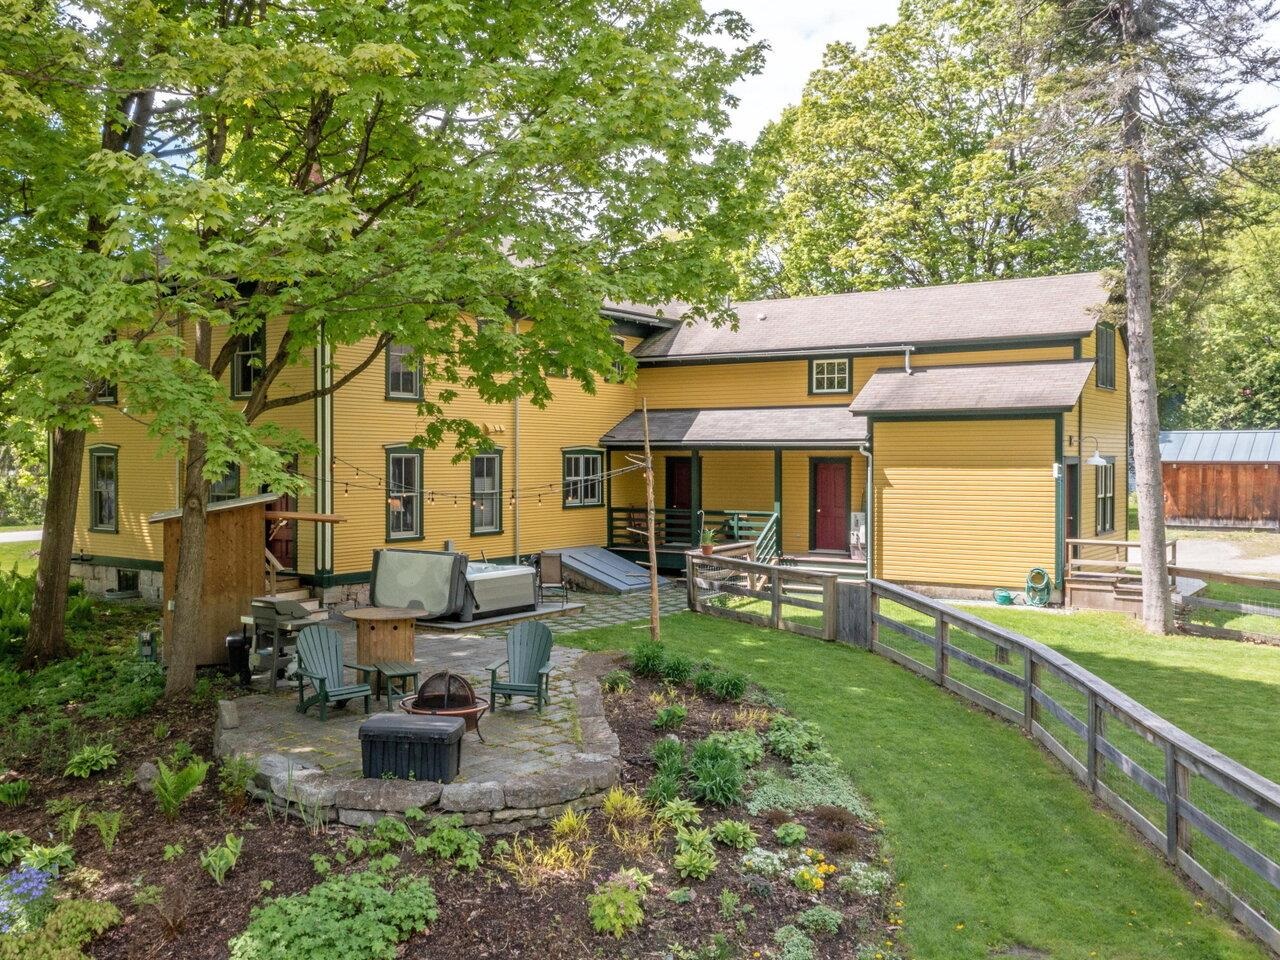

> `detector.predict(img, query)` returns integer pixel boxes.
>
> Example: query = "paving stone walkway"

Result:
[465,584,687,639]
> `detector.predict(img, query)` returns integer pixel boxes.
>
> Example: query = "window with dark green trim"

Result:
[1096,459,1116,533]
[1096,324,1116,390]
[210,464,241,503]
[386,342,422,400]
[809,358,850,394]
[386,447,423,540]
[605,336,629,384]
[89,446,118,532]
[232,325,266,398]
[471,452,502,534]
[563,449,604,507]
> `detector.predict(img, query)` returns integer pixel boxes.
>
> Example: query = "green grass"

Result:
[1186,582,1280,638]
[0,540,39,575]
[567,613,1269,959]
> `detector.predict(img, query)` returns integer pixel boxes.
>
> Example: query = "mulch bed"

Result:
[8,658,895,959]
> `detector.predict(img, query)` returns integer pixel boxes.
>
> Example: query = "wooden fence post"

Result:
[1023,654,1037,732]
[869,588,880,649]
[1164,744,1191,859]
[1086,690,1099,790]
[770,568,782,630]
[822,576,836,641]
[933,615,948,684]
[686,555,696,611]
[834,581,871,648]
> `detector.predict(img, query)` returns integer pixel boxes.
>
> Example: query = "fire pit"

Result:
[401,671,489,742]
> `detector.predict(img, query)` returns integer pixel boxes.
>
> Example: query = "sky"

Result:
[716,0,1280,145]
[719,0,901,143]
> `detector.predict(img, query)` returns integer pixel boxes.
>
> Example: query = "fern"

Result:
[153,758,210,820]
[87,810,124,852]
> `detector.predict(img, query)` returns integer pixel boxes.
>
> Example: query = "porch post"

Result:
[691,448,702,539]
[774,448,783,543]
[605,448,614,547]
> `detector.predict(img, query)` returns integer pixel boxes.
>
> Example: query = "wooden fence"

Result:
[685,568,1280,951]
[686,552,838,641]
[1172,566,1280,646]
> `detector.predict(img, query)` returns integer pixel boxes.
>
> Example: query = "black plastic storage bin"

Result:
[359,714,464,783]
[225,630,252,686]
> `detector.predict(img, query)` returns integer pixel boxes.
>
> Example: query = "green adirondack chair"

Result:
[488,621,554,712]
[295,624,372,721]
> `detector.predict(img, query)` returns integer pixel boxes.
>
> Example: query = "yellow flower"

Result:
[955,922,965,931]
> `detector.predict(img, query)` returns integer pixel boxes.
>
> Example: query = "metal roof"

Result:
[630,272,1110,361]
[850,360,1095,417]
[600,406,868,447]
[148,491,279,524]
[1159,430,1280,464]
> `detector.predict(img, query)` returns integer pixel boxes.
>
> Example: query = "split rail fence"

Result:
[685,553,1280,951]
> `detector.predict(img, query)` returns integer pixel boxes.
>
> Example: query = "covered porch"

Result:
[600,406,870,574]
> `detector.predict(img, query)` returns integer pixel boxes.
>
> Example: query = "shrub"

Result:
[586,869,652,938]
[229,865,438,960]
[19,843,74,876]
[643,771,682,806]
[650,737,685,773]
[746,763,873,820]
[773,822,807,846]
[63,744,118,779]
[0,832,29,866]
[710,818,758,850]
[550,807,591,844]
[766,715,825,762]
[0,780,29,808]
[794,904,843,936]
[656,797,701,827]
[773,924,816,960]
[199,834,243,886]
[740,846,788,878]
[672,845,717,881]
[217,756,257,812]
[0,898,120,960]
[600,669,633,694]
[630,640,667,678]
[710,672,747,702]
[840,861,892,897]
[705,729,763,768]
[86,811,123,852]
[687,738,744,807]
[661,654,694,684]
[153,758,210,820]
[653,704,687,730]
[412,814,483,871]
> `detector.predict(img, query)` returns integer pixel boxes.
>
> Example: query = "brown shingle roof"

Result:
[631,272,1110,360]
[850,360,1094,417]
[600,406,868,447]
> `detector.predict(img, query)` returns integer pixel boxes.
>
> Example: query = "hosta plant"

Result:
[200,834,243,886]
[773,822,808,847]
[710,818,758,850]
[63,744,118,779]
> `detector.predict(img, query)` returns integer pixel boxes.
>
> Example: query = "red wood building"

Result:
[1161,430,1280,530]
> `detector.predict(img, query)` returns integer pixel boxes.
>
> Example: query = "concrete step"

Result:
[270,587,311,601]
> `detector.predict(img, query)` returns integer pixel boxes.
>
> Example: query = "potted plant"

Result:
[699,528,717,556]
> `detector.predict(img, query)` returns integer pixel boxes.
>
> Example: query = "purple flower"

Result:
[0,867,53,933]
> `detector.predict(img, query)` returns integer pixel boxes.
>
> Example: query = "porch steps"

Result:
[782,554,867,580]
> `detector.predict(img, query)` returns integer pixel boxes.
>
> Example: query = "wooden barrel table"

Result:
[346,607,420,695]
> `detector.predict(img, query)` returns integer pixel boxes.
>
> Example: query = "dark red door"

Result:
[666,458,692,510]
[812,460,849,552]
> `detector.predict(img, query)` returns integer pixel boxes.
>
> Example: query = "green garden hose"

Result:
[1025,567,1051,607]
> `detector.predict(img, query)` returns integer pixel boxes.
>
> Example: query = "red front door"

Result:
[666,458,692,510]
[812,460,849,552]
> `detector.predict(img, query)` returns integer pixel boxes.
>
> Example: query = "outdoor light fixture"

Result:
[1080,435,1108,467]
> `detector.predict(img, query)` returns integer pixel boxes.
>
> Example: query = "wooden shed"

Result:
[148,492,279,667]
[1160,430,1280,530]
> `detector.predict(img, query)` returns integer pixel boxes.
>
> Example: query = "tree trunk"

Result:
[1120,1,1173,634]
[165,322,213,696]
[22,427,86,667]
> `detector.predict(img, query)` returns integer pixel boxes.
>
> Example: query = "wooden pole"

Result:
[642,400,660,643]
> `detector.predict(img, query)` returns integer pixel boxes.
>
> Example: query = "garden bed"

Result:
[2,626,899,960]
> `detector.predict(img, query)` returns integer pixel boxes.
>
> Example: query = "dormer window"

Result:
[386,342,422,400]
[810,358,851,394]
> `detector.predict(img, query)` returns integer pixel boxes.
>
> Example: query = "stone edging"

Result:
[213,662,620,834]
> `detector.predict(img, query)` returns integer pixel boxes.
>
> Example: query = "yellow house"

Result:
[70,271,1128,606]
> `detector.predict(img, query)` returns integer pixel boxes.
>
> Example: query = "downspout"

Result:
[512,392,521,561]
[862,437,873,578]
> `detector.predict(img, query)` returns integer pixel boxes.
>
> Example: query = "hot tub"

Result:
[462,561,537,621]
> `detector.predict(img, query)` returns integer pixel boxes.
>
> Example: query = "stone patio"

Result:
[214,621,624,830]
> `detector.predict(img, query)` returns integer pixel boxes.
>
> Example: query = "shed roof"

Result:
[600,406,868,447]
[629,272,1109,361]
[850,360,1094,417]
[1159,430,1280,464]
[148,491,279,524]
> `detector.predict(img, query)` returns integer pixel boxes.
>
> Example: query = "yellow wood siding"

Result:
[74,316,318,571]
[873,419,1057,587]
[780,451,866,556]
[1070,327,1129,561]
[329,335,640,574]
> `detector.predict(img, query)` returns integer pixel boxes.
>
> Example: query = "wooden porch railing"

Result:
[686,551,836,640]
[607,507,776,549]
[1066,537,1178,583]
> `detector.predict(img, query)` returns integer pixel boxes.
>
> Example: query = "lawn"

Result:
[0,539,39,575]
[565,612,1270,960]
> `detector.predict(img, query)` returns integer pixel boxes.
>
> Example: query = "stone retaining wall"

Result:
[215,668,620,834]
